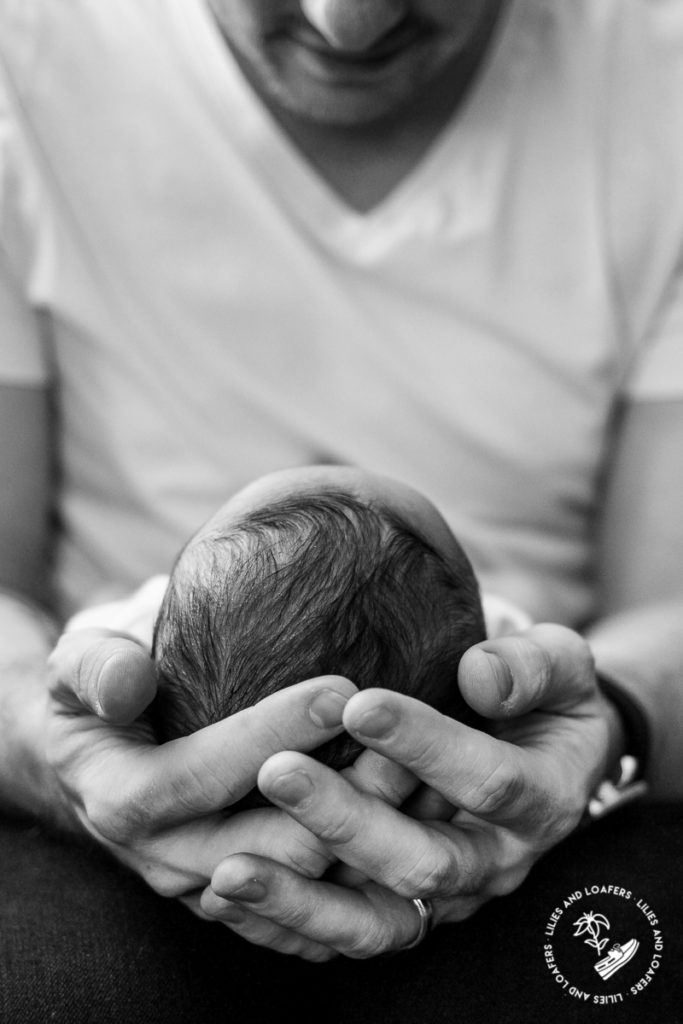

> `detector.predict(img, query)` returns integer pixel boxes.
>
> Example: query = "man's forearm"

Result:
[0,590,72,827]
[586,600,683,799]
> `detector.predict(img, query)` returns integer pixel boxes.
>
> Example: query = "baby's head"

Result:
[152,466,486,774]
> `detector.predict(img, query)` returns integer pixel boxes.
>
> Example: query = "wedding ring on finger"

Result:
[399,898,434,951]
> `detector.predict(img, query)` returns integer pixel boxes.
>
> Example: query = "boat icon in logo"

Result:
[594,939,640,981]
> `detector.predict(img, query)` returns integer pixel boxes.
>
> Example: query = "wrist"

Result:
[596,671,651,780]
[0,593,77,830]
[583,671,650,822]
[0,675,82,833]
[598,681,628,775]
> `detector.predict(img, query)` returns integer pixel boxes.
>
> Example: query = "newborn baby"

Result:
[151,466,487,777]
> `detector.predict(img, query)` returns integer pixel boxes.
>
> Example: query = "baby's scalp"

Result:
[152,468,486,786]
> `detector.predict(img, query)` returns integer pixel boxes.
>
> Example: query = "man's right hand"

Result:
[45,629,356,941]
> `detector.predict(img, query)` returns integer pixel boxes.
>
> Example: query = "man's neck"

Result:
[222,8,508,214]
[260,73,474,214]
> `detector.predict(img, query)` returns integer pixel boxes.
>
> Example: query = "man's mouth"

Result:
[285,17,428,69]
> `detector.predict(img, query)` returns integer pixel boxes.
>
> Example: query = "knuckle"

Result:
[519,640,553,704]
[466,760,525,820]
[170,757,226,814]
[412,732,449,774]
[313,807,360,849]
[81,790,119,835]
[283,844,331,880]
[83,785,149,844]
[542,792,583,845]
[399,850,455,900]
[412,863,453,901]
[85,798,134,843]
[344,920,389,960]
[276,900,317,933]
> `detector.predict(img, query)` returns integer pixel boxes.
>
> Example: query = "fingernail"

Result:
[479,651,513,704]
[309,688,349,728]
[352,704,398,738]
[224,879,267,903]
[267,770,314,806]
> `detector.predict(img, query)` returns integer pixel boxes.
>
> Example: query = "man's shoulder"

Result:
[542,0,683,81]
[0,0,164,91]
[600,0,683,220]
[597,0,683,351]
[0,0,40,90]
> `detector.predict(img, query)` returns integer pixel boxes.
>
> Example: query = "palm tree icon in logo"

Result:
[573,911,639,980]
[574,911,610,955]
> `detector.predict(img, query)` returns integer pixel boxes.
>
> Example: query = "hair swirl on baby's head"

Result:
[152,489,485,783]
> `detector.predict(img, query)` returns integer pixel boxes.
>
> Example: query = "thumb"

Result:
[48,629,157,724]
[458,623,597,720]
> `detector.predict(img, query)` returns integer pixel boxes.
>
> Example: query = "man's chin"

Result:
[274,94,402,129]
[256,70,421,130]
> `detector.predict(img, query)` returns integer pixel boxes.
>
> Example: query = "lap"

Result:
[1,806,681,1024]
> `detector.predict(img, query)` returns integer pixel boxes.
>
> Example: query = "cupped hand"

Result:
[202,624,621,960]
[44,628,359,921]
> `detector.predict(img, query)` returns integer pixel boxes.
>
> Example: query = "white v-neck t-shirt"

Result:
[1,0,682,623]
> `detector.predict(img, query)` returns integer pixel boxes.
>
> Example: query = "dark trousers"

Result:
[1,805,681,1024]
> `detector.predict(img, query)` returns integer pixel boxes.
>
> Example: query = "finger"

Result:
[48,630,157,724]
[200,887,336,962]
[112,806,334,899]
[209,854,427,958]
[77,792,340,904]
[330,743,418,892]
[402,785,456,822]
[112,677,359,830]
[458,623,597,720]
[259,751,473,897]
[342,747,418,806]
[340,689,552,827]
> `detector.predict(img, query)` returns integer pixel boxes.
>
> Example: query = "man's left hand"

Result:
[201,624,619,960]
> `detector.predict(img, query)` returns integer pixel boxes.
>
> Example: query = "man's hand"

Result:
[200,625,619,960]
[45,629,358,922]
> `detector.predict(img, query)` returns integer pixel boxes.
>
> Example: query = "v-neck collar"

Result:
[171,0,534,252]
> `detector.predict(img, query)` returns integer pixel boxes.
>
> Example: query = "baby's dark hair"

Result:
[152,489,485,775]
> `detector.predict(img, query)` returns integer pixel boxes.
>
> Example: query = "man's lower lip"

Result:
[285,37,423,83]
[286,23,425,72]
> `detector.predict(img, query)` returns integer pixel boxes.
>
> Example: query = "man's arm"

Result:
[0,383,66,822]
[0,592,62,821]
[198,402,683,959]
[0,386,355,906]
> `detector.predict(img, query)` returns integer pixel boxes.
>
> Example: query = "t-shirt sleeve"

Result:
[0,246,47,385]
[625,257,683,401]
[0,8,48,387]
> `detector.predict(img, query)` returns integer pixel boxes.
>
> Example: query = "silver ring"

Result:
[400,898,434,951]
